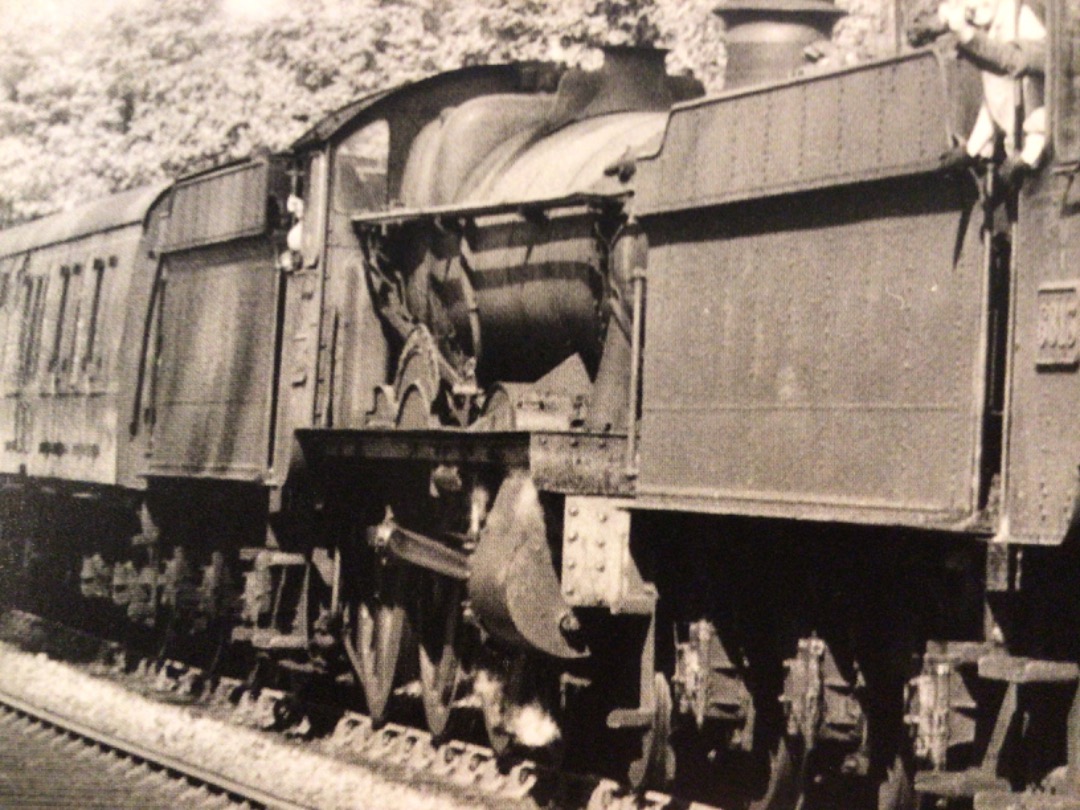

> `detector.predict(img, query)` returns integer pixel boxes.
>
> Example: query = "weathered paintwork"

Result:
[636,176,987,528]
[156,158,281,253]
[630,49,993,529]
[999,0,1080,545]
[634,49,978,216]
[0,185,164,490]
[144,159,289,482]
[1003,170,1080,544]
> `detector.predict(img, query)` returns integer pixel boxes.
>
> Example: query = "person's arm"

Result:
[957,30,1046,77]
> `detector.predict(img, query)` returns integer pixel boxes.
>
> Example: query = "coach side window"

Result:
[13,277,31,384]
[81,256,111,376]
[48,264,77,373]
[1,256,26,387]
[17,274,47,385]
[1052,0,1080,163]
[0,257,15,327]
[0,260,13,382]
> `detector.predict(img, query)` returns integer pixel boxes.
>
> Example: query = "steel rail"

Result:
[0,686,314,810]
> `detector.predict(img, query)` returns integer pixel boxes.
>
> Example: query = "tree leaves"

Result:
[0,0,891,226]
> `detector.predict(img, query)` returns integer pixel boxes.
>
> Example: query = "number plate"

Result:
[1036,281,1080,369]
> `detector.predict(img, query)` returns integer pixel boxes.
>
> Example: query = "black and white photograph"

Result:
[0,0,1076,807]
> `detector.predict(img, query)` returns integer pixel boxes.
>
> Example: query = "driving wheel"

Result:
[417,575,465,739]
[627,672,677,790]
[343,557,409,725]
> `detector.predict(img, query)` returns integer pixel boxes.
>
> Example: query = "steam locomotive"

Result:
[4,0,1080,807]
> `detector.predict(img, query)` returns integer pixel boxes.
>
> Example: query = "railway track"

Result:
[139,660,704,810]
[0,611,720,810]
[0,687,310,809]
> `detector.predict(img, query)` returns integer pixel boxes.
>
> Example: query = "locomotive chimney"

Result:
[714,0,846,89]
[590,46,675,113]
[547,45,702,129]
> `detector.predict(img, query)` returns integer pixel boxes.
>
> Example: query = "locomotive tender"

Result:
[5,0,1080,807]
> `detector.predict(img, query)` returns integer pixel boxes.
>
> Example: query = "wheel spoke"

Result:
[342,560,408,725]
[418,577,464,739]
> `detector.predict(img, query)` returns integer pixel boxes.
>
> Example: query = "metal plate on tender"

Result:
[158,158,288,254]
[146,241,280,481]
[634,50,961,215]
[1005,180,1080,545]
[638,172,985,528]
[1035,281,1080,369]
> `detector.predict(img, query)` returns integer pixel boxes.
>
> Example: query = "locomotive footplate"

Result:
[296,428,634,497]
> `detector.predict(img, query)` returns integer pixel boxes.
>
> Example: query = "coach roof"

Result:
[0,184,167,260]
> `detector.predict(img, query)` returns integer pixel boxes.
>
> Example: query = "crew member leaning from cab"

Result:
[912,0,1047,184]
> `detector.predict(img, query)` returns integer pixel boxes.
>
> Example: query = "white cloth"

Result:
[964,0,1046,166]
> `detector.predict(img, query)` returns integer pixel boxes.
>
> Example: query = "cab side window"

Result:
[333,120,389,213]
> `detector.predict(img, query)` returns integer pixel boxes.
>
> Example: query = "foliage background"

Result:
[0,0,909,225]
